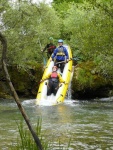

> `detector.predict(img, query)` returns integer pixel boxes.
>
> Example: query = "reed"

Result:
[11,118,71,150]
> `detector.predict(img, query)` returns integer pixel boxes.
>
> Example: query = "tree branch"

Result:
[0,32,43,150]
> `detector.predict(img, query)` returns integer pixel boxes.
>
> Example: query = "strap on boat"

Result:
[68,69,72,72]
[37,91,41,95]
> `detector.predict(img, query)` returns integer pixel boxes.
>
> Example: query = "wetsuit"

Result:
[42,72,65,96]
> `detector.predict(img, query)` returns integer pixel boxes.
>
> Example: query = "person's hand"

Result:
[64,60,66,64]
[59,83,63,87]
[40,80,43,83]
[66,59,69,62]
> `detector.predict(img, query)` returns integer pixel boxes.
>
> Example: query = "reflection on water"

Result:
[0,98,113,149]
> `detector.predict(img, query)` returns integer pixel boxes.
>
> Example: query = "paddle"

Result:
[55,58,72,65]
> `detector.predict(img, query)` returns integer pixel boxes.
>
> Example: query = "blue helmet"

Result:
[58,39,63,43]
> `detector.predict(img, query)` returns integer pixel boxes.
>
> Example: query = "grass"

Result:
[10,118,71,150]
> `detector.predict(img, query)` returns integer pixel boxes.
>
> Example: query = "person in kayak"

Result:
[50,39,69,73]
[41,37,56,58]
[40,66,65,96]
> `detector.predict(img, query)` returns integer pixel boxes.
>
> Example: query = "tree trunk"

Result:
[0,32,43,150]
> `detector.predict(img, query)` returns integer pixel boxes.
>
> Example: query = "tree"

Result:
[63,1,113,77]
[1,0,60,66]
[53,0,83,4]
[0,31,43,150]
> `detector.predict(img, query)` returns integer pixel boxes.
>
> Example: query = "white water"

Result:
[36,80,73,106]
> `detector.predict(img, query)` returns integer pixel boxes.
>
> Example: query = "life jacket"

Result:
[50,72,59,82]
[47,44,56,53]
[56,46,65,56]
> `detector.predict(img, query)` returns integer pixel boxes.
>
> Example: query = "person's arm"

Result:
[57,74,65,83]
[51,48,57,60]
[64,47,69,59]
[42,44,49,52]
[41,73,51,82]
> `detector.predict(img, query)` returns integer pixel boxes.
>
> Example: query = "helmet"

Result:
[58,39,63,43]
[49,37,53,40]
[52,66,58,71]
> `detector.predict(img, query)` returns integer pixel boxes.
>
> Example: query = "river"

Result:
[0,97,113,150]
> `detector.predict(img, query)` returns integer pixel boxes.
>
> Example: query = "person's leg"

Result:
[47,52,51,59]
[55,60,61,70]
[47,80,52,96]
[60,63,65,73]
[53,82,59,95]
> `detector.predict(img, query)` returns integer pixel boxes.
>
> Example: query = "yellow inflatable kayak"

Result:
[36,45,73,105]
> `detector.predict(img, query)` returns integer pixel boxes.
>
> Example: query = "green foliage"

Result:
[1,0,113,85]
[53,0,83,4]
[1,1,60,66]
[63,1,113,77]
[52,1,70,18]
[72,61,109,92]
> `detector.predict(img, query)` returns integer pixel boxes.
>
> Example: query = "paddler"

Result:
[40,66,65,96]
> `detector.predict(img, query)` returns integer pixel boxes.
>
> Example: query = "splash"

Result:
[36,94,58,106]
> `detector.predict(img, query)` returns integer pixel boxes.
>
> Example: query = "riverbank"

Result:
[0,62,113,100]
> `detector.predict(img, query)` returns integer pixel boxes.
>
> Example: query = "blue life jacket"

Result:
[52,46,69,61]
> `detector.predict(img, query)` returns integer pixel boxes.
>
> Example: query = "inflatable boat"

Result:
[36,45,73,105]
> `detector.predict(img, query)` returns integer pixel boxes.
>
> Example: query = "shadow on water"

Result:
[0,97,113,149]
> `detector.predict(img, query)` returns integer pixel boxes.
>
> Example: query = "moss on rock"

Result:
[1,60,113,100]
[72,61,113,99]
[0,63,43,99]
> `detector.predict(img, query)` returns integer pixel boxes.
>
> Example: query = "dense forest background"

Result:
[0,0,113,98]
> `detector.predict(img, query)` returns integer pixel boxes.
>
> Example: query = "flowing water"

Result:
[0,97,113,150]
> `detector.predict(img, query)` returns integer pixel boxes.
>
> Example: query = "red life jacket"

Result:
[50,72,59,82]
[47,44,56,53]
[51,72,58,78]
